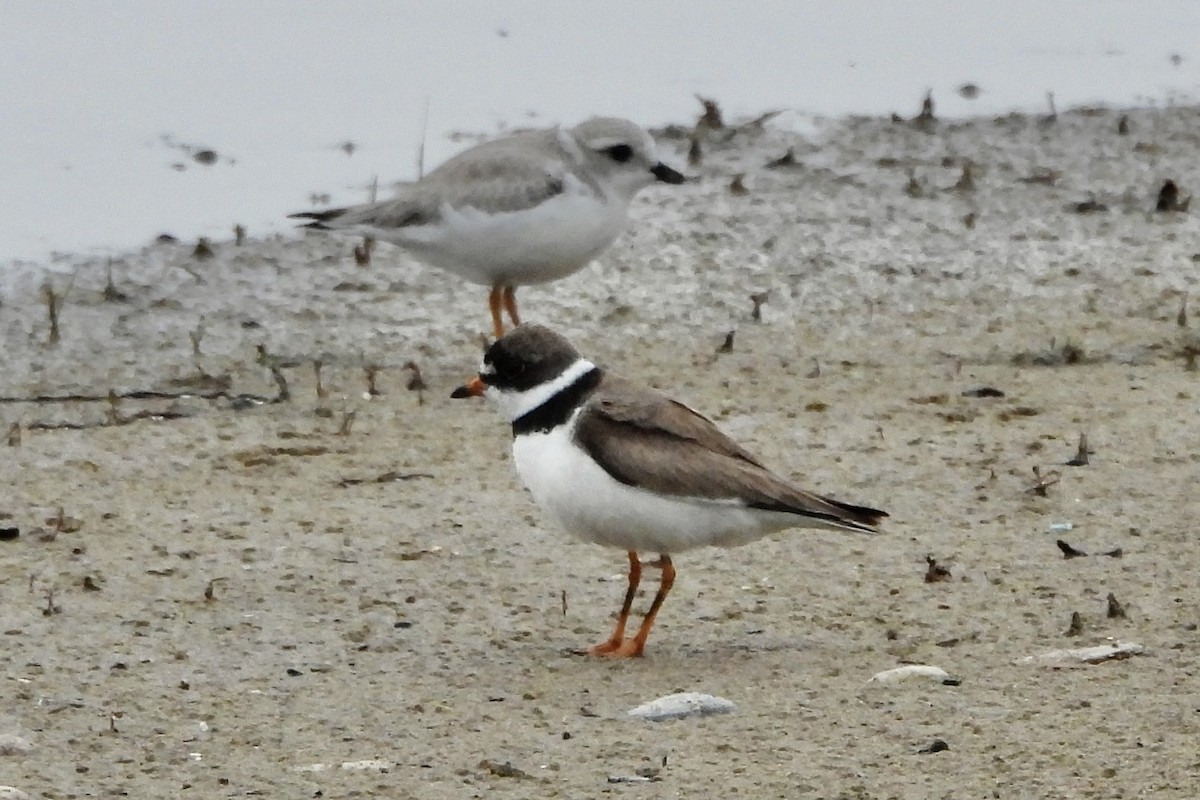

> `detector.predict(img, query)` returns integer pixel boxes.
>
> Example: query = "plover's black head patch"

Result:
[481,325,583,393]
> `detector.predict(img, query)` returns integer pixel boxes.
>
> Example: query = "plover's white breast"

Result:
[400,173,631,287]
[512,413,793,555]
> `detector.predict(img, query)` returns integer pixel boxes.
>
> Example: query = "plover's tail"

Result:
[819,497,888,533]
[753,491,888,534]
[288,208,347,230]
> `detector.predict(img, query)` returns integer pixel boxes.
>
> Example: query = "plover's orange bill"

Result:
[452,325,887,657]
[291,118,685,339]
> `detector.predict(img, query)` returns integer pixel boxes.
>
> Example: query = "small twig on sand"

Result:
[364,364,382,397]
[41,277,75,345]
[404,361,428,405]
[1027,466,1061,496]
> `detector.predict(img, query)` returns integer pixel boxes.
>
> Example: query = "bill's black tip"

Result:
[450,386,473,399]
[651,162,686,184]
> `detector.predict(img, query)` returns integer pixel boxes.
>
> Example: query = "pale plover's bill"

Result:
[451,325,888,658]
[291,118,685,338]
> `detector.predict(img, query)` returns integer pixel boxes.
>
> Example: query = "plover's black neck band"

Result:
[512,367,603,436]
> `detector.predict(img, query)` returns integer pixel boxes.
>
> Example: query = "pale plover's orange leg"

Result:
[488,287,506,339]
[586,551,641,655]
[606,554,674,658]
[501,286,521,329]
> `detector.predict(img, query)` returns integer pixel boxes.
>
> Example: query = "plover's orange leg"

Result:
[501,286,521,329]
[488,287,506,339]
[604,555,674,658]
[586,551,641,655]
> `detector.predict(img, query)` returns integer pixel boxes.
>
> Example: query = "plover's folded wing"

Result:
[290,151,568,233]
[421,135,572,213]
[586,377,764,465]
[415,167,567,216]
[575,378,886,532]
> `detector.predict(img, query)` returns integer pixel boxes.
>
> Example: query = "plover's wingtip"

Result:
[807,495,887,533]
[286,212,326,230]
[287,208,347,227]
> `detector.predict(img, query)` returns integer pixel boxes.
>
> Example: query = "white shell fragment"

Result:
[1018,641,1145,665]
[294,759,392,773]
[0,788,32,800]
[294,763,328,773]
[868,665,958,685]
[340,759,392,771]
[627,692,737,721]
[607,775,658,784]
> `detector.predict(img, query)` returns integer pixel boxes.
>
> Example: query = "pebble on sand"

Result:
[627,692,737,722]
[867,665,960,685]
[0,734,33,756]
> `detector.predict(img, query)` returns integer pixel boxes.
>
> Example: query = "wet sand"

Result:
[2,105,1199,798]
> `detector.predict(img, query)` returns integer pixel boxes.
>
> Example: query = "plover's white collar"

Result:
[484,357,597,424]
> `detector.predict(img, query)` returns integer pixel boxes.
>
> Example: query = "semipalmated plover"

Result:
[452,325,888,657]
[291,118,685,338]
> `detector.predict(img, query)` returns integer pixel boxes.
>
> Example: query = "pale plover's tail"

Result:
[288,208,348,230]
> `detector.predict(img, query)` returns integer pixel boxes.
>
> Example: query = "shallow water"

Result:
[3,0,1200,265]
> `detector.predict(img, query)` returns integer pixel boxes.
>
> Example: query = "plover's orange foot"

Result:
[584,638,625,656]
[601,639,646,658]
[586,638,644,658]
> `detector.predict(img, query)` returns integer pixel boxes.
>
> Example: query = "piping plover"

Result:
[452,325,888,657]
[291,118,685,338]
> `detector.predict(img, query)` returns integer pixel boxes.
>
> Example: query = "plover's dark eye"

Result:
[486,352,526,385]
[604,144,633,163]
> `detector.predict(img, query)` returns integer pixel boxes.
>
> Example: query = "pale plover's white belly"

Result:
[396,185,629,287]
[512,425,795,555]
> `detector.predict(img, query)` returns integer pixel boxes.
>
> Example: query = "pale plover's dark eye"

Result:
[604,144,633,163]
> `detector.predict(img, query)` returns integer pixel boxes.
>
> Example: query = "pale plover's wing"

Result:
[290,132,573,235]
[574,377,886,533]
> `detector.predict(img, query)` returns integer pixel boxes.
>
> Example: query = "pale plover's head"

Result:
[567,117,686,199]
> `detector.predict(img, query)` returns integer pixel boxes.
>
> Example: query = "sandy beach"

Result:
[2,104,1199,798]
